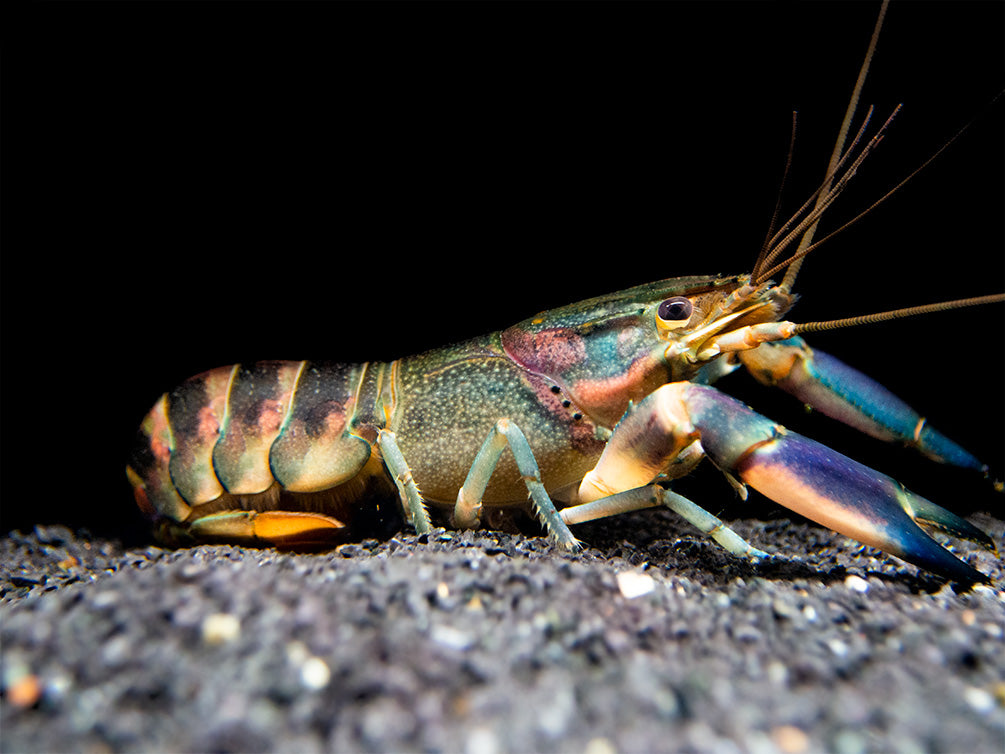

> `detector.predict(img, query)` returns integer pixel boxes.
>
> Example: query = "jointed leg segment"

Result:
[559,484,769,560]
[660,489,769,560]
[378,429,432,534]
[456,419,579,550]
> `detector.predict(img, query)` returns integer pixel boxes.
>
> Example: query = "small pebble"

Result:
[201,613,241,645]
[6,674,42,709]
[465,727,499,754]
[993,682,1005,706]
[767,661,788,685]
[826,638,849,658]
[772,724,809,754]
[300,657,331,691]
[963,686,994,714]
[431,624,474,651]
[286,641,309,664]
[844,575,869,593]
[465,595,484,612]
[583,737,618,754]
[616,571,655,599]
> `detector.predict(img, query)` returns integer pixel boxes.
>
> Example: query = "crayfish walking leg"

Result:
[378,429,432,534]
[560,485,770,561]
[455,419,579,550]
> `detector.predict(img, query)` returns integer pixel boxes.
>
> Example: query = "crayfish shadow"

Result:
[565,506,968,595]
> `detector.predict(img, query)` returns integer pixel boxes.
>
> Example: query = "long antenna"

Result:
[780,0,889,293]
[753,106,895,284]
[793,294,1005,335]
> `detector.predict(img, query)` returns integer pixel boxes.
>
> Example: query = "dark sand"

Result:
[2,511,1002,753]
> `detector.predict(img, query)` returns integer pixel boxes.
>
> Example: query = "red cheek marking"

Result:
[527,374,604,454]
[502,326,587,374]
[571,356,665,424]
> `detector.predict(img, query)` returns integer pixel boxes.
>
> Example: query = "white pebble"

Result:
[583,737,618,754]
[971,584,997,599]
[844,575,870,593]
[431,624,474,651]
[767,661,788,685]
[963,686,994,714]
[465,727,500,754]
[617,571,655,599]
[300,656,331,691]
[201,613,240,645]
[826,638,849,658]
[286,640,309,664]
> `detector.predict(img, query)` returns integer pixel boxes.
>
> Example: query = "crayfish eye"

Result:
[657,296,693,323]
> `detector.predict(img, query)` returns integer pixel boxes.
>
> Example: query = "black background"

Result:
[6,1,1003,544]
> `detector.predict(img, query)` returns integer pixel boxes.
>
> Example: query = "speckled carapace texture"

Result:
[2,510,1002,754]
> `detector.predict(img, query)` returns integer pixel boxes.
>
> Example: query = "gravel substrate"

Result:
[2,512,1003,754]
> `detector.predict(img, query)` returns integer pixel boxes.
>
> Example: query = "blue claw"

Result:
[739,337,988,472]
[684,384,993,583]
[736,433,990,583]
